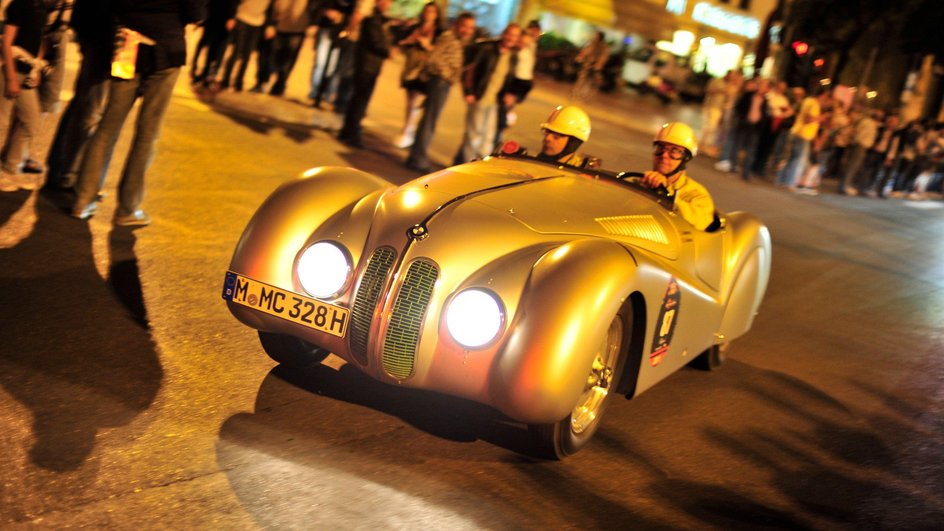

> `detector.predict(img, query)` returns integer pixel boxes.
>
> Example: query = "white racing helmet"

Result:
[654,122,698,157]
[541,105,591,142]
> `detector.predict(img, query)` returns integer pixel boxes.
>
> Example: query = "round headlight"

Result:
[296,242,351,298]
[445,289,504,349]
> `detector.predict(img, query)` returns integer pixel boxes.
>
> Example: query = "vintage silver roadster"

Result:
[222,152,771,458]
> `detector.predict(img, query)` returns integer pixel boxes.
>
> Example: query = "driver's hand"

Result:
[641,170,668,189]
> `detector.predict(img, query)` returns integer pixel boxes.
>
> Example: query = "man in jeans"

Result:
[452,23,520,165]
[45,0,114,190]
[777,87,830,187]
[404,11,475,172]
[0,0,49,192]
[71,0,206,226]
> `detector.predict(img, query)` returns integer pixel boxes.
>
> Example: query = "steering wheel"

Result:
[619,171,671,198]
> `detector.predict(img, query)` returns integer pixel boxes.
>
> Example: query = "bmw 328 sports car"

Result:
[222,151,771,458]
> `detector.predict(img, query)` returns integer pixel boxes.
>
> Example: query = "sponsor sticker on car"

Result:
[222,271,349,337]
[650,277,680,367]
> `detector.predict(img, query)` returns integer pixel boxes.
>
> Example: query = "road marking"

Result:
[902,200,942,210]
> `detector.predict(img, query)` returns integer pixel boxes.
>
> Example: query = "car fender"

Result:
[718,212,772,340]
[228,166,391,289]
[490,238,638,424]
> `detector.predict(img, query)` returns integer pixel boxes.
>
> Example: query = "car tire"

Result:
[691,342,729,371]
[258,331,330,368]
[529,310,630,459]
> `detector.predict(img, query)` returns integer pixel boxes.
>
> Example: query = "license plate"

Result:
[222,271,349,337]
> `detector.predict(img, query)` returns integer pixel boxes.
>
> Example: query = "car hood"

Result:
[388,158,680,260]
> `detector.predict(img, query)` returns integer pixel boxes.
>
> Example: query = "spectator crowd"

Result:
[704,69,944,199]
[1,0,941,229]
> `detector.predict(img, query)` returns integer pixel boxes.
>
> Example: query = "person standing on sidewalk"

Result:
[0,0,50,192]
[71,0,206,226]
[571,30,607,102]
[839,107,878,195]
[494,19,539,147]
[776,87,829,187]
[404,11,475,172]
[191,0,238,86]
[44,0,114,190]
[452,22,520,164]
[258,0,313,96]
[336,0,391,147]
[14,0,71,176]
[392,1,441,149]
[698,71,729,158]
[219,0,272,92]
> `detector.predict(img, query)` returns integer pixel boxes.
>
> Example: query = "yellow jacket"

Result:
[666,172,716,231]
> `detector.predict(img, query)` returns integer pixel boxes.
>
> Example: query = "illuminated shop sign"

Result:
[691,2,760,39]
[666,0,687,15]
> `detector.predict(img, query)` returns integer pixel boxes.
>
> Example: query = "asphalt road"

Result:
[1,39,942,529]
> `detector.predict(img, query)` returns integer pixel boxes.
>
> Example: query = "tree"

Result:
[783,0,943,107]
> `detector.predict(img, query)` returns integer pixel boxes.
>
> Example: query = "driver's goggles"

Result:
[653,143,688,160]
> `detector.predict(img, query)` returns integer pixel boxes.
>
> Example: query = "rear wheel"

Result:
[258,331,329,368]
[691,342,729,371]
[530,311,628,459]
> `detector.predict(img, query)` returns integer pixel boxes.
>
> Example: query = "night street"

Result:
[1,35,943,529]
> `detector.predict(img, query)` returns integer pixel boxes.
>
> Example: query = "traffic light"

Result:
[792,40,809,56]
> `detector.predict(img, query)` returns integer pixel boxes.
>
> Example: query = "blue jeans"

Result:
[777,135,810,186]
[74,67,180,217]
[308,27,339,100]
[454,100,499,164]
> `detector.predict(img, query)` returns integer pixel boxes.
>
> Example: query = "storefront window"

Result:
[390,0,431,19]
[446,0,520,37]
[695,38,743,77]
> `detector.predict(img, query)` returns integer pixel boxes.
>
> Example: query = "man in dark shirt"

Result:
[453,23,520,164]
[45,0,115,190]
[336,0,391,148]
[0,0,49,192]
[71,0,206,226]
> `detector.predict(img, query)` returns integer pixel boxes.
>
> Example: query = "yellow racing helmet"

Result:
[654,122,698,157]
[541,105,591,142]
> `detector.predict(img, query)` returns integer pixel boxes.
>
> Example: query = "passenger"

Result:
[640,122,716,231]
[536,105,591,167]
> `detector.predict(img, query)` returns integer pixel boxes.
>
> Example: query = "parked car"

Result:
[535,34,579,81]
[222,151,772,458]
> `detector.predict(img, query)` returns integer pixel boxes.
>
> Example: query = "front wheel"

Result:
[258,331,329,368]
[529,311,628,459]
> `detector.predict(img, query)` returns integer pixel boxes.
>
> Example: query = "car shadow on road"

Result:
[256,361,532,453]
[0,189,162,476]
[589,360,944,528]
[216,360,670,528]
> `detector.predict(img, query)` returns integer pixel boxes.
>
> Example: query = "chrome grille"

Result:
[382,259,438,379]
[350,246,396,364]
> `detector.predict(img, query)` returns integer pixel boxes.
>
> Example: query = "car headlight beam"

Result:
[445,289,504,349]
[296,241,351,299]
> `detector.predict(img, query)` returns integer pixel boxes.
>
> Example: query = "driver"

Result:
[641,122,716,231]
[536,105,591,166]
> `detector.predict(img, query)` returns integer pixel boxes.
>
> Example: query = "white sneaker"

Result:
[393,133,414,149]
[714,160,731,172]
